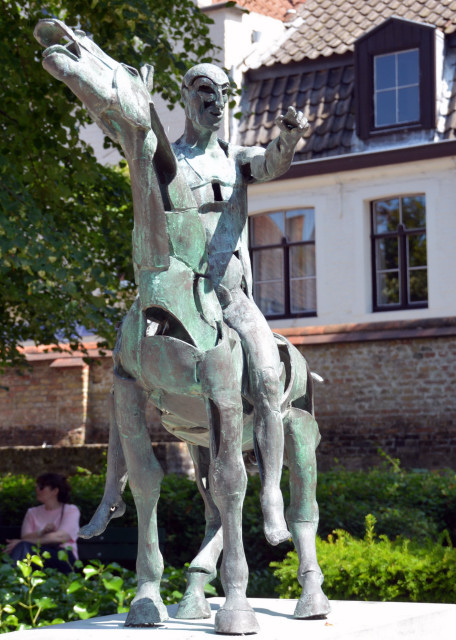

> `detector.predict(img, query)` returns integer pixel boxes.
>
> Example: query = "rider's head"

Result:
[182,64,230,132]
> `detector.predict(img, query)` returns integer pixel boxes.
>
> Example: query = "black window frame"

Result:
[371,194,428,312]
[355,17,436,140]
[249,209,317,320]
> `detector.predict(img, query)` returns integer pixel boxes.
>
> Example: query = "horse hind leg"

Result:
[176,445,223,620]
[284,407,330,619]
[79,387,127,539]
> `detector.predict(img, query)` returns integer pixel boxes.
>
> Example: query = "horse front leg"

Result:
[113,374,167,626]
[199,348,259,635]
[79,387,127,538]
[284,407,330,619]
[176,445,223,620]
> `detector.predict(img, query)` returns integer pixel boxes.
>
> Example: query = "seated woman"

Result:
[6,473,80,573]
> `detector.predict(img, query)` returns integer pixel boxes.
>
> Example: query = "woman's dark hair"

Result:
[36,473,71,504]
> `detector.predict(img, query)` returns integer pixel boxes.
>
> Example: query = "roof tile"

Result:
[238,63,355,160]
[239,1,456,159]
[227,0,305,22]
[257,0,456,68]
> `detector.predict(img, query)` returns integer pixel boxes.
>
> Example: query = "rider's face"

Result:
[184,77,229,132]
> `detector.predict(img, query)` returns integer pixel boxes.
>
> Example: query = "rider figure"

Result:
[173,64,308,546]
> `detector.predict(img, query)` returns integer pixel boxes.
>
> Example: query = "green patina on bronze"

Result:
[34,19,329,635]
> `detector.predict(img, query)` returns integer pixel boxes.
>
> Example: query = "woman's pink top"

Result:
[21,503,80,558]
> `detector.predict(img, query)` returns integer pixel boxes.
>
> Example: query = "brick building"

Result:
[2,0,456,471]
[239,0,456,468]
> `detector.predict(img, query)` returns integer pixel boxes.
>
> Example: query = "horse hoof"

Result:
[265,527,291,546]
[215,608,260,635]
[261,492,291,546]
[79,500,126,538]
[125,598,169,626]
[175,593,211,619]
[294,592,330,619]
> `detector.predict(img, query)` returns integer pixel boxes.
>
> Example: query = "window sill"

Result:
[367,123,423,137]
[265,311,317,321]
[373,303,428,313]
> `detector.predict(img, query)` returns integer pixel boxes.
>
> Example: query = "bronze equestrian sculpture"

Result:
[34,19,330,635]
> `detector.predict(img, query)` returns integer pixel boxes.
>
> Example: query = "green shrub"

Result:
[0,549,136,633]
[0,474,36,526]
[272,515,456,603]
[316,460,456,542]
[0,547,203,633]
[2,461,456,572]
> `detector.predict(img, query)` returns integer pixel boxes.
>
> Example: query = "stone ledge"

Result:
[274,316,456,345]
[4,598,456,639]
[0,443,194,477]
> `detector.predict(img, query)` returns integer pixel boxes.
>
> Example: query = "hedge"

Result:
[2,514,454,634]
[1,461,456,571]
[272,515,456,603]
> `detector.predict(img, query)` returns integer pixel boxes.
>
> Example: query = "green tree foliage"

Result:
[0,0,216,368]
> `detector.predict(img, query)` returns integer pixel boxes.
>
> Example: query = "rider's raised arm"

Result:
[239,106,308,183]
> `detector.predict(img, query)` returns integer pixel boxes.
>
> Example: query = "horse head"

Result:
[34,19,154,152]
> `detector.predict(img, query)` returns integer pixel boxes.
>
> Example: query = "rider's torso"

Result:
[172,140,249,291]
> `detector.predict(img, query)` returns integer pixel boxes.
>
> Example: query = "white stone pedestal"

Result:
[6,598,456,639]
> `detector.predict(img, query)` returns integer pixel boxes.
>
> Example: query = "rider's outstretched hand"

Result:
[275,106,309,145]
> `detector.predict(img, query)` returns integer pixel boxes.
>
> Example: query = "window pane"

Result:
[375,89,396,126]
[249,208,317,317]
[375,54,396,90]
[408,268,428,303]
[285,209,315,242]
[251,212,284,246]
[290,245,316,278]
[291,278,316,313]
[408,234,427,268]
[376,238,399,270]
[398,49,419,86]
[402,195,425,229]
[377,272,400,306]
[373,199,400,233]
[253,248,283,281]
[254,282,284,316]
[398,85,419,123]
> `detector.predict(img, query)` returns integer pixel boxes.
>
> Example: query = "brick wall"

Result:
[0,360,89,446]
[0,346,168,447]
[299,336,456,470]
[1,332,455,470]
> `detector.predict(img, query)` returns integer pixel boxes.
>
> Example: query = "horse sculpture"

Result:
[34,19,330,635]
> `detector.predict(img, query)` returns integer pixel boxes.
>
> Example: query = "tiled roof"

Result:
[258,0,456,67]
[238,0,456,160]
[239,62,355,161]
[212,0,304,22]
[20,342,110,361]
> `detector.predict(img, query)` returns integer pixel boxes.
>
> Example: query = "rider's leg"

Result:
[176,445,223,619]
[113,374,167,626]
[198,340,259,635]
[79,388,128,538]
[284,406,330,618]
[223,288,289,546]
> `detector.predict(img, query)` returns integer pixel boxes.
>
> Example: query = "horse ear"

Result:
[140,64,154,93]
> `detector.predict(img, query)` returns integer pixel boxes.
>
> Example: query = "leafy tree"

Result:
[0,0,216,369]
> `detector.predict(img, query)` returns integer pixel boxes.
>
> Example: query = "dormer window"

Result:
[374,49,420,127]
[355,17,437,139]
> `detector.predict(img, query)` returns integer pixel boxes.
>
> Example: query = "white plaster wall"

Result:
[248,155,456,328]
